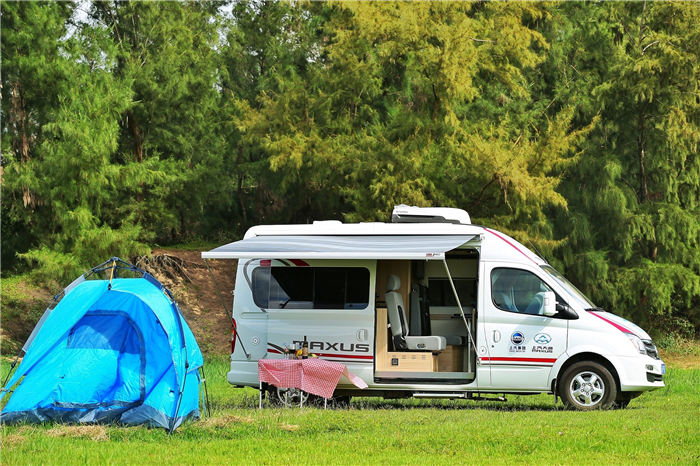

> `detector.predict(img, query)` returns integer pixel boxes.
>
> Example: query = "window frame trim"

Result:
[489,266,565,318]
[251,265,372,311]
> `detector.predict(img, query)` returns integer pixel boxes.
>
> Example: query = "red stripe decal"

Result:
[483,357,556,364]
[587,311,632,334]
[266,349,373,361]
[316,353,373,360]
[484,228,539,265]
[289,259,309,267]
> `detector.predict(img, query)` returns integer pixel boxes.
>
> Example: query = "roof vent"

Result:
[391,205,471,225]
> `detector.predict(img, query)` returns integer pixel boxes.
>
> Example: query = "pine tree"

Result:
[89,1,228,241]
[551,1,700,328]
[4,13,148,280]
[1,1,73,269]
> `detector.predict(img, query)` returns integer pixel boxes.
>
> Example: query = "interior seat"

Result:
[524,291,546,315]
[385,275,447,352]
[493,291,515,312]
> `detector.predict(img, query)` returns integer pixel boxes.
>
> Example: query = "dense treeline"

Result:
[2,1,699,335]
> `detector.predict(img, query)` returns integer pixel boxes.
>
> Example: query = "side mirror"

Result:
[542,291,557,316]
[556,302,579,320]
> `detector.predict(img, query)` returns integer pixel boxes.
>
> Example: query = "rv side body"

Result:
[204,216,664,408]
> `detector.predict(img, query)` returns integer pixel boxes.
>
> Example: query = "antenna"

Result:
[527,238,549,265]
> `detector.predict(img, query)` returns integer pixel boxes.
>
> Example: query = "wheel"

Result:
[559,361,617,410]
[267,386,310,407]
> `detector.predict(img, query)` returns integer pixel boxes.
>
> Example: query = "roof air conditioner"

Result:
[391,205,471,225]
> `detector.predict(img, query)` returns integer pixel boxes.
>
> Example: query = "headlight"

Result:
[626,333,647,355]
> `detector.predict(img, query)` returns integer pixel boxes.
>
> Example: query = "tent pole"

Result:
[200,366,210,417]
[0,353,22,398]
[204,259,250,359]
[169,361,188,435]
[108,259,116,289]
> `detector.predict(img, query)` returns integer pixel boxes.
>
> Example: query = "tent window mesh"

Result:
[67,315,140,354]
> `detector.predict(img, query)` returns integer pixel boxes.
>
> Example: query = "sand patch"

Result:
[199,414,254,428]
[45,425,109,442]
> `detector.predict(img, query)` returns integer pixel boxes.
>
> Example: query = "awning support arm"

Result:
[442,259,480,364]
[204,259,250,360]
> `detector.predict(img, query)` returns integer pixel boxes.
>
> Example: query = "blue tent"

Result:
[1,258,206,431]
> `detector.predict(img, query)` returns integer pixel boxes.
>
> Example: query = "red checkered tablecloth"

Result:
[258,359,368,399]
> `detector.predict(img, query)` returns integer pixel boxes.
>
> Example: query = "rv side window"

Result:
[428,278,477,307]
[252,266,370,310]
[491,268,555,315]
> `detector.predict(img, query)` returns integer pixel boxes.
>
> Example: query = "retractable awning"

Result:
[202,235,477,260]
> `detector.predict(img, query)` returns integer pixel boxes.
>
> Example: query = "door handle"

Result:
[357,329,368,342]
[492,330,501,343]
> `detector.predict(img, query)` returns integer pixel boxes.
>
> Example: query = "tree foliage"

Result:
[1,0,699,332]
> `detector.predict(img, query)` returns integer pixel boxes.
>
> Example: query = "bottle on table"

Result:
[302,335,309,359]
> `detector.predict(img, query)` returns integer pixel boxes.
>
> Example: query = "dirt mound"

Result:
[138,249,237,356]
[1,250,236,357]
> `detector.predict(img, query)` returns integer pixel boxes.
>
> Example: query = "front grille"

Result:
[642,339,660,360]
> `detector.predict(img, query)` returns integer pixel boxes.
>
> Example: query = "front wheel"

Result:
[560,361,617,411]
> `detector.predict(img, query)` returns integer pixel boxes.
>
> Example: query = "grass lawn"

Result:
[2,356,699,465]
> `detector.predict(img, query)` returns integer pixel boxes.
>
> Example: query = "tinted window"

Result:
[491,268,553,315]
[252,267,370,310]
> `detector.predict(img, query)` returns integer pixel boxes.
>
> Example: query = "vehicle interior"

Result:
[374,250,479,383]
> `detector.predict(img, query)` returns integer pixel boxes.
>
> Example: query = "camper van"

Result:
[202,206,665,410]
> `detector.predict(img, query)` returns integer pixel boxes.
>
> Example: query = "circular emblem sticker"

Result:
[511,332,525,345]
[251,336,260,346]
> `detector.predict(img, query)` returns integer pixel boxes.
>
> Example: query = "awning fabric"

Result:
[202,235,477,260]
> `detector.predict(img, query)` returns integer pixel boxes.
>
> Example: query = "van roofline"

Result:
[243,221,485,239]
[204,221,545,266]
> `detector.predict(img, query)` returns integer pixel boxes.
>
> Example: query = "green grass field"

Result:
[2,356,699,465]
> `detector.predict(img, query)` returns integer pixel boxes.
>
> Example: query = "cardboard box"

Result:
[385,352,437,372]
[437,345,464,372]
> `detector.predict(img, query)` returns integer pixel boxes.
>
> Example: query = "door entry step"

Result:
[412,392,468,399]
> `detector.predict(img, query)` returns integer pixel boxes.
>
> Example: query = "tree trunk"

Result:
[9,81,30,163]
[236,145,248,224]
[127,111,144,202]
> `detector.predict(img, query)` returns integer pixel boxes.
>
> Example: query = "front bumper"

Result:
[612,355,665,392]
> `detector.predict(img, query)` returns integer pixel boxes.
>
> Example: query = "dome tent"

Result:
[1,258,206,432]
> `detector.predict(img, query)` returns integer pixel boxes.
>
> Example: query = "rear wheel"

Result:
[267,386,310,407]
[560,361,617,410]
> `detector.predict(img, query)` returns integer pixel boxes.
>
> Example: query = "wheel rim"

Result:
[276,387,309,407]
[569,370,605,407]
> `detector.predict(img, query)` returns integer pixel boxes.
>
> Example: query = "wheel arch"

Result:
[552,352,621,399]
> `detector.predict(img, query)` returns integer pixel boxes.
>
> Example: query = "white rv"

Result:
[202,206,665,410]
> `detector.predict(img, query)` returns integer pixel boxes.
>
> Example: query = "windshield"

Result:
[540,265,595,310]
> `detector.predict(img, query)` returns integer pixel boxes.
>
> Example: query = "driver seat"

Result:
[385,275,447,352]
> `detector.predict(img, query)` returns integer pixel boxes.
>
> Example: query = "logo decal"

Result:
[534,333,552,344]
[511,332,525,345]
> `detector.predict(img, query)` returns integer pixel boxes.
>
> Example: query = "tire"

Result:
[267,385,310,407]
[559,361,618,411]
